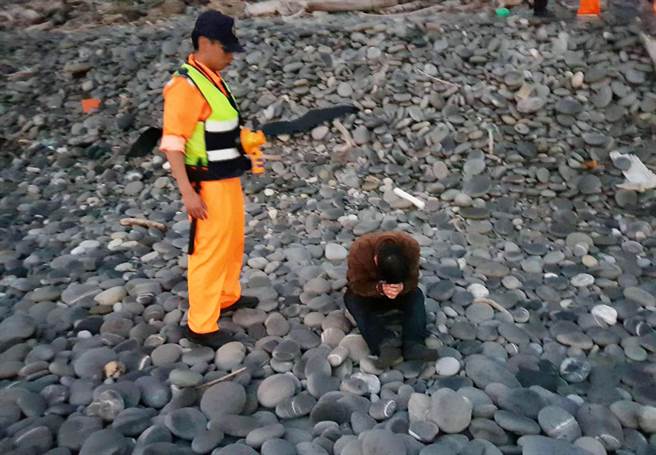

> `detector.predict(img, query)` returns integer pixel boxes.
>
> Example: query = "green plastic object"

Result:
[496,7,510,17]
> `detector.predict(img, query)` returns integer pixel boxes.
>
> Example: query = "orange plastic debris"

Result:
[81,98,101,113]
[582,160,600,170]
[577,0,600,16]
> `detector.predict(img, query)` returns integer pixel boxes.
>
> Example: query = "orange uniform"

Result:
[161,55,245,334]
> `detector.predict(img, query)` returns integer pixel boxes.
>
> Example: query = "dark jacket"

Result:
[346,231,420,298]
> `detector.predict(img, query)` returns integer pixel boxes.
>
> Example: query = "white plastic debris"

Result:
[392,187,426,210]
[610,151,656,192]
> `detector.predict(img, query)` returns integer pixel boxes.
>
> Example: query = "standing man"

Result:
[345,231,438,367]
[160,10,258,349]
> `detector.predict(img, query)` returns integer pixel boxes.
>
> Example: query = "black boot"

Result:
[223,295,259,313]
[184,325,236,349]
[371,345,401,369]
[403,343,439,362]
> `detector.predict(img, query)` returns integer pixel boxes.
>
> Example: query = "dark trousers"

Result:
[344,288,427,356]
[534,0,548,12]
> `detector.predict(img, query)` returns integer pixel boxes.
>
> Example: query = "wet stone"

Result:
[79,429,130,455]
[258,374,297,408]
[538,406,581,441]
[164,408,207,441]
[518,435,588,455]
[200,381,246,419]
[430,389,472,433]
[494,410,540,435]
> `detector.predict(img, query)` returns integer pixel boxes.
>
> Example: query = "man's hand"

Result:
[382,283,404,300]
[182,190,208,219]
[163,149,207,220]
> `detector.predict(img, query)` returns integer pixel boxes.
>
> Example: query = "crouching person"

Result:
[344,231,437,367]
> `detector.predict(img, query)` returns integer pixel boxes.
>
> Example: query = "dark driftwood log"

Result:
[245,0,416,16]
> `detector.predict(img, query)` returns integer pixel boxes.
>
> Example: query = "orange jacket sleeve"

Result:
[161,76,207,153]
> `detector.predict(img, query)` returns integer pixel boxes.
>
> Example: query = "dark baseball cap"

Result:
[192,10,244,53]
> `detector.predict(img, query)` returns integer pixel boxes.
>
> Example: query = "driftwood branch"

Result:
[120,217,167,232]
[196,367,248,389]
[415,67,461,88]
[245,0,415,16]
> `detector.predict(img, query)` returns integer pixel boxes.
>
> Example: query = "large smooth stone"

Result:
[261,439,296,455]
[0,314,36,345]
[518,435,589,455]
[430,389,472,433]
[213,443,258,455]
[215,342,247,370]
[245,423,285,448]
[211,415,258,437]
[361,429,407,455]
[73,347,117,380]
[200,381,246,419]
[58,415,103,450]
[79,429,130,455]
[257,374,297,408]
[112,408,157,436]
[576,404,623,451]
[164,407,207,440]
[538,406,581,441]
[466,355,521,389]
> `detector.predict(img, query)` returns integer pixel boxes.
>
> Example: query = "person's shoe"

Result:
[184,325,236,349]
[371,345,401,369]
[223,295,259,313]
[403,343,439,362]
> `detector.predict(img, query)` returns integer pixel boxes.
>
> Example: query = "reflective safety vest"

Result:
[177,63,251,181]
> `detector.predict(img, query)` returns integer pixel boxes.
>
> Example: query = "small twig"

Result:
[333,119,356,149]
[487,127,494,156]
[196,367,248,389]
[415,67,461,88]
[120,217,167,232]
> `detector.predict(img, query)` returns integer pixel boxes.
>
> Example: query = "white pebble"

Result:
[435,357,460,376]
[571,273,595,287]
[467,283,489,299]
[591,304,617,326]
[582,255,598,267]
[571,71,584,88]
[352,372,381,394]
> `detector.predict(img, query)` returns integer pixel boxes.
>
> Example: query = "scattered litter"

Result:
[581,160,601,171]
[81,98,101,113]
[393,187,426,210]
[610,151,656,192]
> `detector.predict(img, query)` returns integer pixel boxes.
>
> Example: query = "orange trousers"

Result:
[187,177,244,333]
